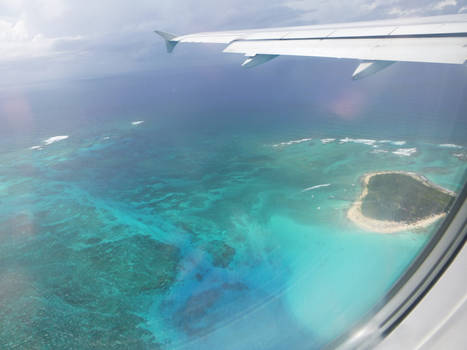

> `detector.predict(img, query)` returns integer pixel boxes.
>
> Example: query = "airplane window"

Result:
[0,3,466,350]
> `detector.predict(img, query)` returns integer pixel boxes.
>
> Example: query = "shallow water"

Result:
[0,73,466,349]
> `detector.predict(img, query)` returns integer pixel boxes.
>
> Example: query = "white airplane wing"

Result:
[155,14,467,79]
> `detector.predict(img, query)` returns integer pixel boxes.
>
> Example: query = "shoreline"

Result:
[347,171,455,233]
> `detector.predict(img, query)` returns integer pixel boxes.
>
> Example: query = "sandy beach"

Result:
[347,171,455,233]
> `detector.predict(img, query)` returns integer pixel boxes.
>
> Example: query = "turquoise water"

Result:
[0,76,466,349]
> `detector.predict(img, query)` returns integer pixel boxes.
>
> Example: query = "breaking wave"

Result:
[439,143,462,149]
[378,140,406,146]
[371,149,388,154]
[44,135,69,145]
[302,184,331,192]
[29,135,69,150]
[339,138,377,146]
[321,138,336,144]
[272,138,312,147]
[392,148,417,156]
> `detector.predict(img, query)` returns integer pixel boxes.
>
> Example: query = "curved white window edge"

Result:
[376,241,467,349]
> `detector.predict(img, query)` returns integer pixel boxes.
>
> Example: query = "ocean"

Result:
[0,67,466,349]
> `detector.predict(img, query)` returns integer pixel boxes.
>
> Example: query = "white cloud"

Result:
[387,7,422,16]
[0,19,53,60]
[1,0,66,19]
[0,18,82,62]
[433,0,457,10]
[387,0,461,16]
[0,20,29,41]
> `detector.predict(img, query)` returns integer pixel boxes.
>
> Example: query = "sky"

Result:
[0,0,466,86]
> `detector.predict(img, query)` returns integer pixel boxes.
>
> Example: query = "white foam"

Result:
[354,139,377,146]
[392,141,406,146]
[103,136,110,140]
[453,152,467,160]
[132,121,144,126]
[440,143,462,149]
[339,137,351,144]
[371,149,389,154]
[302,184,331,192]
[378,140,406,146]
[30,145,43,150]
[452,153,467,161]
[320,138,336,144]
[43,135,69,145]
[339,137,376,146]
[273,138,312,147]
[392,148,417,156]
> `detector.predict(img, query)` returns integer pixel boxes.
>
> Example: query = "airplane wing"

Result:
[155,14,467,79]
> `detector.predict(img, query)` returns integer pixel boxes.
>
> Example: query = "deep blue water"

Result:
[0,68,466,349]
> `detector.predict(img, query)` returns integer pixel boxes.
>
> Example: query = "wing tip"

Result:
[154,30,179,53]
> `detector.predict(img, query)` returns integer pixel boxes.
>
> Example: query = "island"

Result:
[347,171,456,233]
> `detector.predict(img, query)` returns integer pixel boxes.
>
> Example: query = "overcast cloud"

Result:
[0,0,466,85]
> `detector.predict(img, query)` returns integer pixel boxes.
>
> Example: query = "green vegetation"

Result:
[361,173,455,223]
